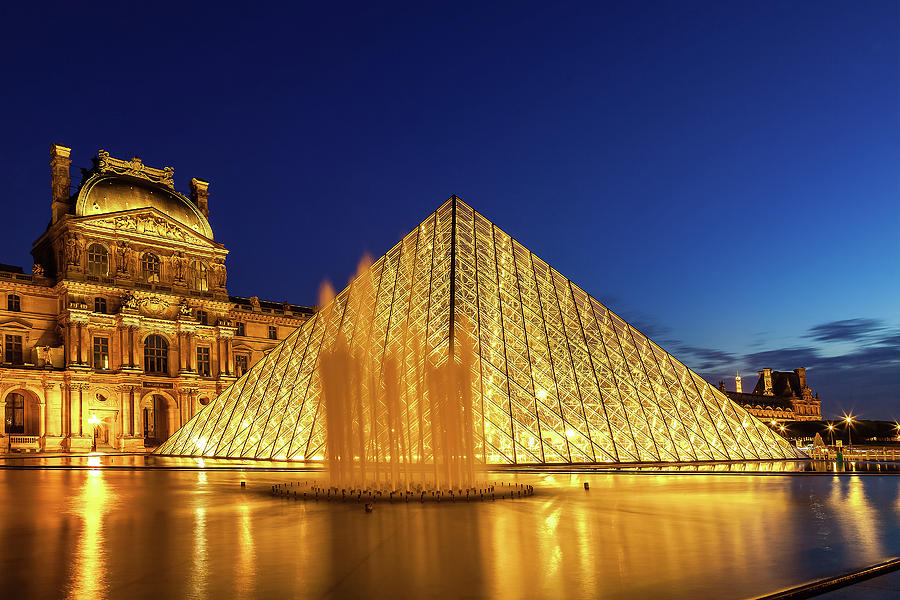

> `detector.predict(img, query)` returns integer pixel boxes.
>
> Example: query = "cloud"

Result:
[672,345,737,370]
[806,318,885,342]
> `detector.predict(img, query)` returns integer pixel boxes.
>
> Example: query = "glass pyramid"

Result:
[157,197,801,463]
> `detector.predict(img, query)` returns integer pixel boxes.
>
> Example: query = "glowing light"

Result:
[565,429,576,439]
[88,414,101,425]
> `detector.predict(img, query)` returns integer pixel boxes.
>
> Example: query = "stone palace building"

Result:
[718,368,822,423]
[0,145,312,452]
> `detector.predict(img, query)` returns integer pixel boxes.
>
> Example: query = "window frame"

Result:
[141,253,161,283]
[86,243,109,276]
[235,321,245,336]
[7,294,21,312]
[197,309,208,326]
[268,325,277,340]
[190,261,209,292]
[235,354,249,376]
[196,346,211,377]
[4,334,24,364]
[143,334,169,374]
[94,297,107,314]
[93,336,110,370]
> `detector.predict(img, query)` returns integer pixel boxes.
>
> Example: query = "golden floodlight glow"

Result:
[156,197,802,464]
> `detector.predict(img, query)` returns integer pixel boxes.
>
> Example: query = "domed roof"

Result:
[76,174,213,240]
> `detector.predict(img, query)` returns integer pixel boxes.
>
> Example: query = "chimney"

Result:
[190,178,210,219]
[50,143,72,223]
[735,371,742,394]
[759,368,773,396]
[794,367,807,389]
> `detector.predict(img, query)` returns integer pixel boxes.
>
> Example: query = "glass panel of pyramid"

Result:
[157,197,802,463]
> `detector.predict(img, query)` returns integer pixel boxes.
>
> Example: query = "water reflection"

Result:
[191,507,208,599]
[0,467,898,599]
[66,470,114,599]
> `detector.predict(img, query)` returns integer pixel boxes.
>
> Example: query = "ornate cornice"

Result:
[97,150,174,189]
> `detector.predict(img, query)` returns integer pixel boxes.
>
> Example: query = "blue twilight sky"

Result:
[0,2,897,418]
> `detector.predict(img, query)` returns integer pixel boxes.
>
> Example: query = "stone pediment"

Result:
[0,318,32,330]
[77,208,219,248]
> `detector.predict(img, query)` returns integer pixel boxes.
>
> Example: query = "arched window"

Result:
[144,334,168,374]
[142,253,161,283]
[4,392,24,434]
[7,294,20,312]
[86,243,109,276]
[190,261,208,292]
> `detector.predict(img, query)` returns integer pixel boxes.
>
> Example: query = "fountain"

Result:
[279,256,533,503]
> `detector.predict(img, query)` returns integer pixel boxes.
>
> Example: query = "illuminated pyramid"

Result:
[158,197,800,463]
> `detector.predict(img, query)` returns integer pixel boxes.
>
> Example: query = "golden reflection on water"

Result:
[236,503,257,597]
[67,470,113,600]
[191,507,208,599]
[828,475,884,562]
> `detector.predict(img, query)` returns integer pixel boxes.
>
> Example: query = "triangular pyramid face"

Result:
[158,198,800,463]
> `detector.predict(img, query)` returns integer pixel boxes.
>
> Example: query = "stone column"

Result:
[38,402,46,437]
[177,331,185,372]
[77,385,84,436]
[43,382,62,437]
[130,387,138,436]
[225,337,233,376]
[76,323,83,364]
[67,323,78,365]
[131,326,140,369]
[81,325,91,367]
[69,384,80,436]
[185,333,194,371]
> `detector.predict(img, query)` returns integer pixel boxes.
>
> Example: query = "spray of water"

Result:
[318,257,476,493]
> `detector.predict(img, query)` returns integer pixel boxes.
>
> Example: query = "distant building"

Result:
[718,367,822,422]
[0,145,313,452]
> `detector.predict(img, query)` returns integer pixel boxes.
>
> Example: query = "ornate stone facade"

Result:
[719,367,823,423]
[0,145,313,452]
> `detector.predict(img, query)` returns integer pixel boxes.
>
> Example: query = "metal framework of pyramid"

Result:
[158,197,800,464]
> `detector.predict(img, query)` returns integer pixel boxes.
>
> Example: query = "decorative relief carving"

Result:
[121,292,140,312]
[92,213,201,243]
[211,259,227,288]
[139,295,170,317]
[32,264,44,277]
[97,150,174,188]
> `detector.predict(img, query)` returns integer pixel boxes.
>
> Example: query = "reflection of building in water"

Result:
[719,368,822,423]
[0,145,312,452]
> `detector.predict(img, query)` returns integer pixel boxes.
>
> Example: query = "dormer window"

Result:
[86,243,109,276]
[142,253,160,283]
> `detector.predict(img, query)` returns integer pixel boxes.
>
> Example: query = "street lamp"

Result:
[843,415,855,448]
[827,423,835,445]
[88,414,101,451]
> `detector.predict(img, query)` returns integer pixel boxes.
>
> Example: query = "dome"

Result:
[76,175,213,240]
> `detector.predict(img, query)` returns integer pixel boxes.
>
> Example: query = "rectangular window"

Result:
[7,294,21,312]
[268,325,277,340]
[4,335,23,364]
[94,297,107,314]
[197,346,211,377]
[197,310,208,325]
[93,336,110,370]
[235,355,248,376]
[236,321,245,336]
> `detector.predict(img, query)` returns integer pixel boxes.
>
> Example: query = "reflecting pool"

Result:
[1,459,899,599]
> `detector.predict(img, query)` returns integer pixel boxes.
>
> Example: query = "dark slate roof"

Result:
[0,263,24,274]
[752,371,802,398]
[726,391,794,411]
